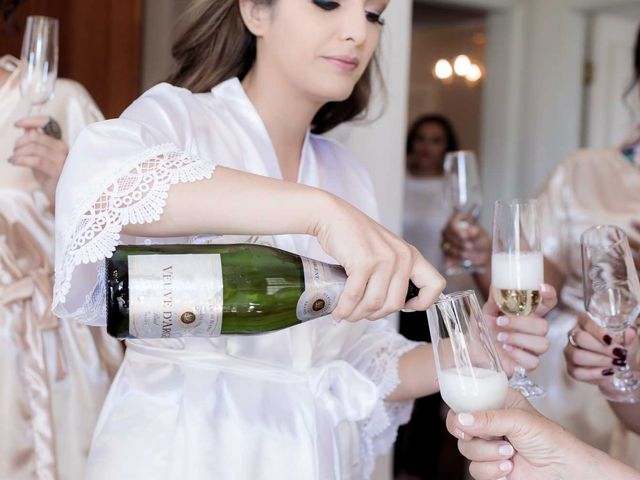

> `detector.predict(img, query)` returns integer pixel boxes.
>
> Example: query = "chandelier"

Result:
[433,55,483,85]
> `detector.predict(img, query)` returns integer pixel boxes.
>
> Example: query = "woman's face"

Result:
[254,0,388,104]
[411,122,448,171]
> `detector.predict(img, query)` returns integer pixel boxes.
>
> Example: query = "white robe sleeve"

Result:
[52,83,218,325]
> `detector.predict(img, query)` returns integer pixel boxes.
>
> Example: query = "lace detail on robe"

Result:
[358,340,421,478]
[53,143,216,322]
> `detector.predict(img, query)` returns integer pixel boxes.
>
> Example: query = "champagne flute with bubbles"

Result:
[428,290,509,413]
[492,199,546,398]
[581,225,640,403]
[20,16,59,115]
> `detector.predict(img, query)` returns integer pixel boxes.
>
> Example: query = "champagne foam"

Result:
[491,252,543,290]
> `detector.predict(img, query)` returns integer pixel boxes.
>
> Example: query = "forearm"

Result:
[575,442,640,480]
[123,166,333,237]
[609,402,640,436]
[386,344,438,402]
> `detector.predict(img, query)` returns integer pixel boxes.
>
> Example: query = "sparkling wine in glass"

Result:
[581,225,640,403]
[428,291,509,413]
[443,151,483,276]
[492,199,546,398]
[20,16,59,115]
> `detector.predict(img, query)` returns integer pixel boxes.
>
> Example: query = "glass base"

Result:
[599,370,640,403]
[509,366,545,399]
[446,260,485,277]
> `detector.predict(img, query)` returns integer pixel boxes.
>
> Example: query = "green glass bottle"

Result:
[106,243,420,339]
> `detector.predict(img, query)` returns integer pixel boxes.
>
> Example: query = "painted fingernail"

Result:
[603,335,612,345]
[498,444,514,456]
[496,316,509,327]
[499,461,513,472]
[541,283,552,293]
[502,343,514,352]
[452,428,465,440]
[497,332,509,342]
[613,358,627,367]
[602,368,614,376]
[613,348,628,360]
[458,413,474,426]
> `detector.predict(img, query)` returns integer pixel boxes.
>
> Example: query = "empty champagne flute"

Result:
[443,151,483,276]
[492,199,546,398]
[20,16,59,115]
[428,291,509,413]
[581,225,640,403]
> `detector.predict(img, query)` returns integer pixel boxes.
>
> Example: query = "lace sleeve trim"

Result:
[53,143,216,318]
[359,340,422,479]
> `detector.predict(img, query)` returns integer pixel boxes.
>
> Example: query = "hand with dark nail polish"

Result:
[602,369,614,376]
[613,358,627,367]
[613,348,627,360]
[603,335,612,345]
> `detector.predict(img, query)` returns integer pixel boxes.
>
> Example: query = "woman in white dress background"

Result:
[52,1,554,478]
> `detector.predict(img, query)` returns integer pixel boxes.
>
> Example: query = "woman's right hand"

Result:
[564,312,638,385]
[313,196,445,322]
[445,389,631,480]
[441,211,491,269]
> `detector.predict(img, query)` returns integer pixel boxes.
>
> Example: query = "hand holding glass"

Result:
[491,199,545,398]
[443,151,483,276]
[581,225,640,403]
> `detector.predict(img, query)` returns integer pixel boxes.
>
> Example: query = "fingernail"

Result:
[603,335,612,345]
[498,444,514,456]
[602,368,614,376]
[401,308,416,313]
[497,332,509,342]
[613,358,627,367]
[332,315,342,324]
[502,343,514,352]
[613,348,628,360]
[499,461,513,473]
[458,413,474,426]
[452,428,465,440]
[496,316,509,327]
[541,283,552,293]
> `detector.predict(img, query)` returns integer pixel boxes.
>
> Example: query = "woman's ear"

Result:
[238,0,270,37]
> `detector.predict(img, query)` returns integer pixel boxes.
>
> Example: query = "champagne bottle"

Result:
[106,243,420,339]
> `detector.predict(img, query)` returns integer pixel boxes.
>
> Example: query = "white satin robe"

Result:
[0,55,123,480]
[52,78,418,480]
[530,145,640,466]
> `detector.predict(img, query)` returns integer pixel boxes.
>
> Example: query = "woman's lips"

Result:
[322,55,360,72]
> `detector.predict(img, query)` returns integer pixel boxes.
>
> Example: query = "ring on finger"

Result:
[567,328,580,348]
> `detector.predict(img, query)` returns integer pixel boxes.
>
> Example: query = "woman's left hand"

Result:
[10,115,68,209]
[483,284,556,375]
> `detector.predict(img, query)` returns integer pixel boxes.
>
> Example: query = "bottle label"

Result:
[296,257,346,321]
[128,254,223,338]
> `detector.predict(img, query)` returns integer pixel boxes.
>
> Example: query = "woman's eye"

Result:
[313,0,340,11]
[366,11,385,25]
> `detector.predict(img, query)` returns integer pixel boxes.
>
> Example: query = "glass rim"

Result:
[433,290,477,305]
[444,150,476,157]
[494,198,537,208]
[26,15,59,24]
[580,224,627,248]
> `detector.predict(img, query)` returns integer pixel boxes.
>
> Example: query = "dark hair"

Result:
[406,114,459,155]
[624,23,640,98]
[167,0,380,134]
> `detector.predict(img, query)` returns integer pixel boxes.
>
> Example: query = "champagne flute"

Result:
[428,291,509,413]
[20,16,59,115]
[581,225,640,403]
[492,199,545,398]
[443,151,483,276]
